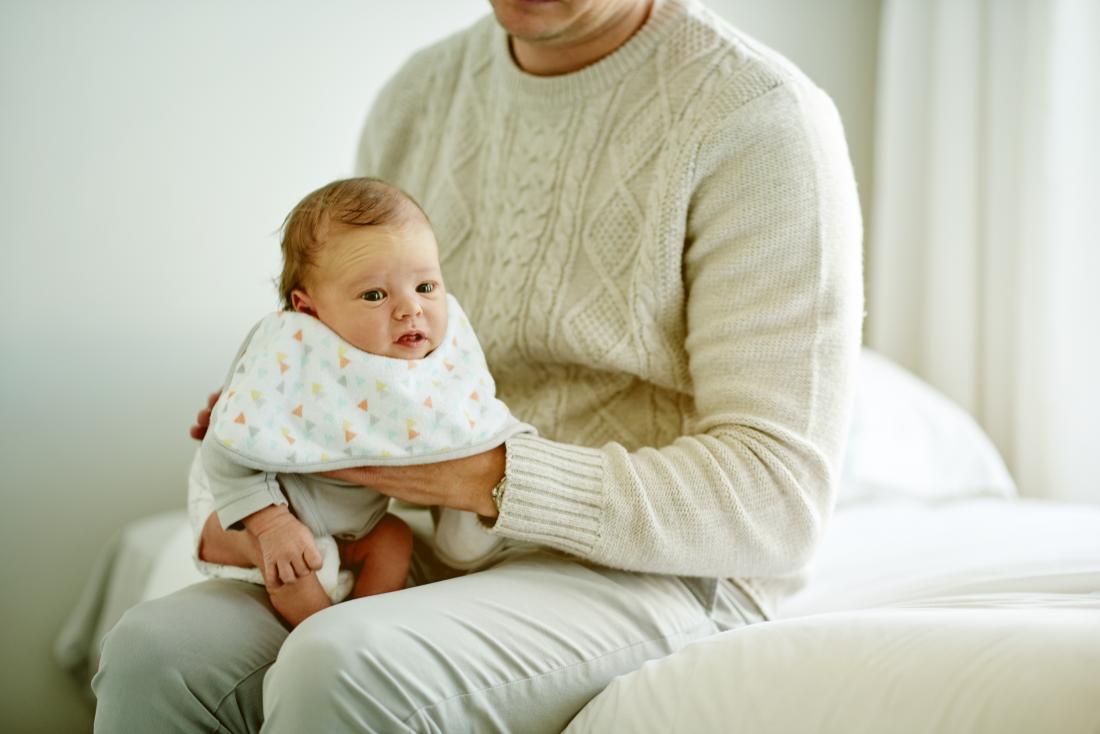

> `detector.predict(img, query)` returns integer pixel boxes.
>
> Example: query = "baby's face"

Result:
[292,219,448,359]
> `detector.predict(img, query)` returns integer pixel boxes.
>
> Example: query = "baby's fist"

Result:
[244,505,323,587]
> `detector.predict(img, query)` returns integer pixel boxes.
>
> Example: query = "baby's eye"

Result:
[416,282,435,294]
[360,289,386,302]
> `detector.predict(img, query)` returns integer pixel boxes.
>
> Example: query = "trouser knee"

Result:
[93,601,190,728]
[93,583,280,734]
[263,611,425,731]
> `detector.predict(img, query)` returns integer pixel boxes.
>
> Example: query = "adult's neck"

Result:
[510,0,654,76]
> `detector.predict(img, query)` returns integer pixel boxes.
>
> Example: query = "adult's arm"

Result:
[351,50,863,582]
[494,81,863,580]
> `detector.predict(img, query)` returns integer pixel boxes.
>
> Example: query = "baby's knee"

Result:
[375,513,414,552]
[338,514,413,568]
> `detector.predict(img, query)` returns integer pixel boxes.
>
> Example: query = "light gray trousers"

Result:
[92,525,762,733]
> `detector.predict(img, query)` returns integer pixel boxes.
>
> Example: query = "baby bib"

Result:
[209,294,533,471]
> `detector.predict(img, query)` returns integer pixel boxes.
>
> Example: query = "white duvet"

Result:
[567,498,1100,734]
[568,592,1100,734]
[780,497,1100,617]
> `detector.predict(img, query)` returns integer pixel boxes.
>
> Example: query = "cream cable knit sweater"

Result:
[355,0,863,615]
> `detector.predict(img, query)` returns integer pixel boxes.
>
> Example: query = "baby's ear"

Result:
[290,289,317,317]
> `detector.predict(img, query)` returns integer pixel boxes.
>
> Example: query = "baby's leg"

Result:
[198,511,330,627]
[198,511,262,568]
[266,576,331,628]
[338,513,414,599]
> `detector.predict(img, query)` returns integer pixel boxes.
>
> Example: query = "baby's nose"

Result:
[394,297,422,319]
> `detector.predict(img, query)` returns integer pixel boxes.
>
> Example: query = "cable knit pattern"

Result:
[354,0,863,615]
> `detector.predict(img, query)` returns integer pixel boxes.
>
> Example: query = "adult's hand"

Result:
[189,390,222,441]
[322,444,505,519]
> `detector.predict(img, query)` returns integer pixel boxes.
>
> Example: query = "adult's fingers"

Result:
[189,408,213,441]
[189,391,222,440]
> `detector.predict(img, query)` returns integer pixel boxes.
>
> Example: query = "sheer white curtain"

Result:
[868,0,1100,503]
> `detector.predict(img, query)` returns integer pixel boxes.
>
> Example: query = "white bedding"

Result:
[54,510,202,682]
[780,497,1100,617]
[567,592,1100,734]
[567,498,1100,734]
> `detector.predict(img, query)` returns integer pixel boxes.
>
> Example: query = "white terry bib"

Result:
[209,294,532,471]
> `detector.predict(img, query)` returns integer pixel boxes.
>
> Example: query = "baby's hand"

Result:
[243,505,324,587]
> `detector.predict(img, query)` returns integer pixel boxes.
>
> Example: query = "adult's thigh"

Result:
[93,579,287,734]
[263,552,731,733]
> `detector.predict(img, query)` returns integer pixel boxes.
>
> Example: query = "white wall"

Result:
[0,1,879,731]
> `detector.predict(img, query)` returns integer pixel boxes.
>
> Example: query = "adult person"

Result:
[92,0,862,730]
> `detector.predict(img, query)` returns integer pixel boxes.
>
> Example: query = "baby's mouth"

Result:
[395,331,427,348]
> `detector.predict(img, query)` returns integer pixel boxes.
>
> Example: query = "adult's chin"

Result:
[490,0,575,42]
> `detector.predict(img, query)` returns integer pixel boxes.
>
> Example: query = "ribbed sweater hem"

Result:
[494,433,605,556]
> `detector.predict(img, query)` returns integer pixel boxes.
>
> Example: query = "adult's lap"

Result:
[264,551,723,733]
[94,551,744,733]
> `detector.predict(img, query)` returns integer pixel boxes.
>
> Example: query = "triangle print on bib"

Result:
[210,294,533,472]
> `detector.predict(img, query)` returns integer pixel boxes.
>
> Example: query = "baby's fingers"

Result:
[289,555,313,580]
[262,559,282,589]
[277,559,298,585]
[304,543,324,571]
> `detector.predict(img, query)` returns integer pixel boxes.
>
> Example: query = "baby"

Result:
[192,177,528,626]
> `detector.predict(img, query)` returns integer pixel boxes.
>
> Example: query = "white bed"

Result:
[56,351,1100,731]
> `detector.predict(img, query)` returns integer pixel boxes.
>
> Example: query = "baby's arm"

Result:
[199,506,330,627]
[241,504,324,586]
[201,432,322,586]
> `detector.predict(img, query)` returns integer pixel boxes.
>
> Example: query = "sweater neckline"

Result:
[490,0,687,105]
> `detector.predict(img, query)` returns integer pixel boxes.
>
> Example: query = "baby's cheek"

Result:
[355,328,394,357]
[435,306,449,340]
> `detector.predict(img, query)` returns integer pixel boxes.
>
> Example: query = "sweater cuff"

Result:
[493,433,604,557]
[216,477,287,531]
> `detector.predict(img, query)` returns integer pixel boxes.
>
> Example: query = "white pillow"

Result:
[839,349,1016,505]
[566,596,1100,734]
